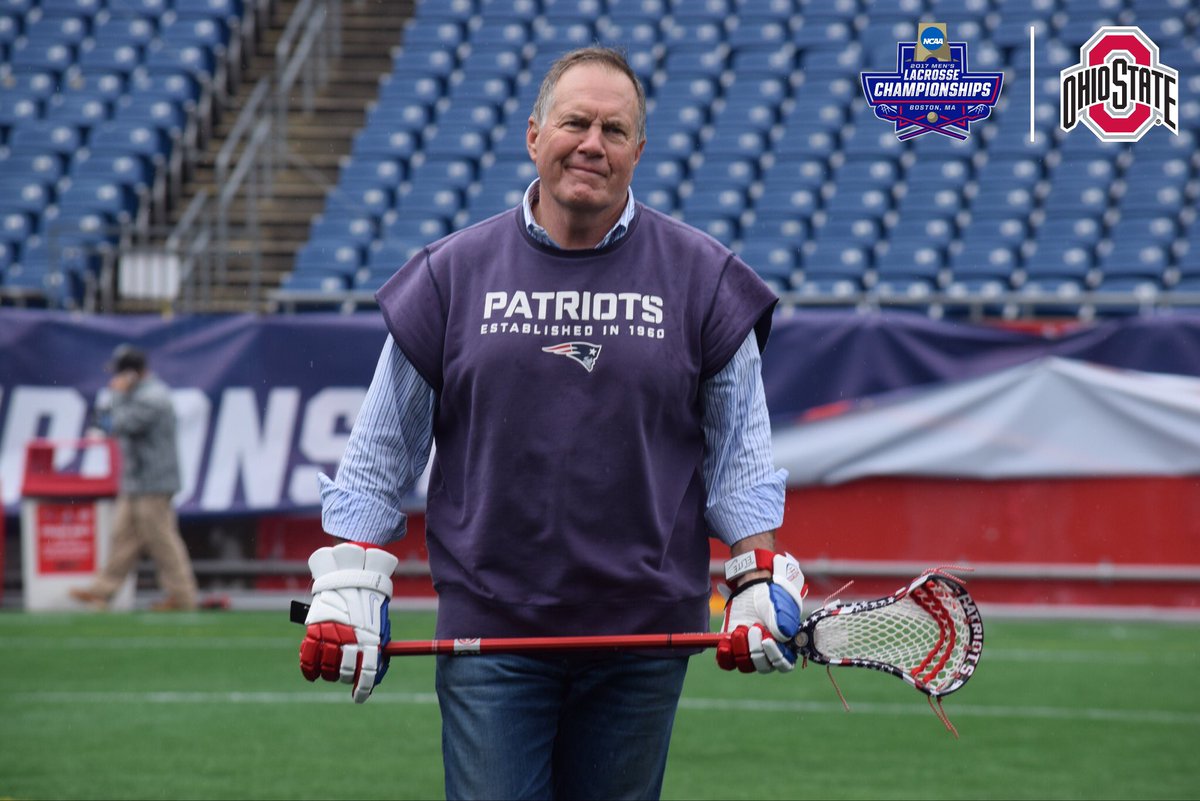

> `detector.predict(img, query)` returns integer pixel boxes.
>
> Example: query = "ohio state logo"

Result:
[1060,26,1178,142]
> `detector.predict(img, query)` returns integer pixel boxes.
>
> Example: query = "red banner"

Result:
[36,502,97,574]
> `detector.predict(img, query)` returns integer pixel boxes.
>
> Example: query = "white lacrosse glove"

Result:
[716,550,807,674]
[299,542,398,703]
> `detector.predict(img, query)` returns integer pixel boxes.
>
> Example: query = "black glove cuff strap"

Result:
[728,576,771,600]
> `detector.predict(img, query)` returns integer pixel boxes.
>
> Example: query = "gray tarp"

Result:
[774,357,1200,484]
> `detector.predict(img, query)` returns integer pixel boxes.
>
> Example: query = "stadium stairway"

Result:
[144,0,413,312]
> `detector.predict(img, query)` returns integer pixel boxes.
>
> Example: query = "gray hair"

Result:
[530,46,647,144]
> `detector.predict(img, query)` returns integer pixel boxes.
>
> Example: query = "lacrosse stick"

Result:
[291,570,983,730]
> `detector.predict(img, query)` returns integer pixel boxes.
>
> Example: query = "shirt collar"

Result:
[522,179,637,250]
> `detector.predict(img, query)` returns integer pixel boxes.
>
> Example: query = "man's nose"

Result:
[577,123,605,153]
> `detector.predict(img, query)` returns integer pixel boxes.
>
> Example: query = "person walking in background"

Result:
[70,344,197,612]
[297,46,805,800]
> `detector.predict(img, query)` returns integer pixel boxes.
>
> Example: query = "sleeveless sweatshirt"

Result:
[376,204,778,640]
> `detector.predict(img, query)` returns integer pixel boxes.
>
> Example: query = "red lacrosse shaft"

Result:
[383,632,728,656]
[290,602,727,654]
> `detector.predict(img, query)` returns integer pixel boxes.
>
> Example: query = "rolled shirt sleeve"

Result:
[701,332,788,546]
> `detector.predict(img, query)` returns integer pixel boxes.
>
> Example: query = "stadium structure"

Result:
[1,0,1198,616]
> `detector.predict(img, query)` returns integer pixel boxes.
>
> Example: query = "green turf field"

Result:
[1,609,1197,800]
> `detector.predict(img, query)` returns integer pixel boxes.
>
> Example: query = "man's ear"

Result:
[526,117,539,162]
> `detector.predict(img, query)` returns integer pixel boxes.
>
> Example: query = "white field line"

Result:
[5,690,1199,727]
[20,638,1200,667]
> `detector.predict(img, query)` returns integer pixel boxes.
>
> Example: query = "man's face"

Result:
[527,62,645,224]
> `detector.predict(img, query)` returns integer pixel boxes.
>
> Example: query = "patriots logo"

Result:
[541,341,602,372]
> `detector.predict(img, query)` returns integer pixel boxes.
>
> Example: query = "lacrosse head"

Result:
[794,571,984,697]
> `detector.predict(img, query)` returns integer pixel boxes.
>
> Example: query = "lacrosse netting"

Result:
[796,570,984,735]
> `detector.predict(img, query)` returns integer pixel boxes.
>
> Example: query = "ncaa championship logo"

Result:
[860,22,1003,141]
[1060,26,1179,142]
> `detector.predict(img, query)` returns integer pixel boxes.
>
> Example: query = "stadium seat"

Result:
[0,151,66,185]
[142,42,217,84]
[129,71,202,107]
[737,239,797,288]
[45,94,112,128]
[530,20,595,49]
[69,151,154,193]
[338,156,405,193]
[0,13,20,58]
[434,103,502,134]
[7,120,84,160]
[365,100,431,135]
[877,229,951,283]
[7,38,76,77]
[159,15,230,51]
[380,213,451,245]
[90,14,157,48]
[107,0,169,15]
[0,207,40,243]
[366,238,425,273]
[1,71,59,104]
[650,102,708,137]
[1022,235,1098,291]
[595,19,660,49]
[463,183,525,221]
[0,92,42,139]
[307,212,376,250]
[2,237,82,306]
[60,71,128,104]
[87,121,172,164]
[409,156,477,192]
[400,18,466,49]
[111,97,188,141]
[682,213,739,247]
[690,156,759,192]
[726,19,790,49]
[396,183,465,225]
[480,157,538,190]
[392,44,458,81]
[479,0,541,25]
[56,178,139,226]
[291,237,365,282]
[0,239,15,272]
[351,128,420,161]
[544,0,605,21]
[278,270,351,295]
[1096,237,1171,285]
[798,239,873,287]
[421,128,489,161]
[757,185,822,222]
[662,25,727,57]
[469,23,531,52]
[327,184,393,219]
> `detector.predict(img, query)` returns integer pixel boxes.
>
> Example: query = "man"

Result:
[70,344,197,611]
[300,47,805,800]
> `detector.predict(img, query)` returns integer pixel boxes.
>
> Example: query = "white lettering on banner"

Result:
[200,388,300,510]
[0,385,369,512]
[288,387,365,505]
[0,387,88,505]
[172,389,211,505]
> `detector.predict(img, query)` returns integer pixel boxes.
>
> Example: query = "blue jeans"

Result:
[435,653,690,800]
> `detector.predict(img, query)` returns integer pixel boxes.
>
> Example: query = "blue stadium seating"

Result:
[0,0,253,308]
[183,0,1200,317]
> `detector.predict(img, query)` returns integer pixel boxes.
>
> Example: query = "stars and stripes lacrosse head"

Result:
[794,571,984,698]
